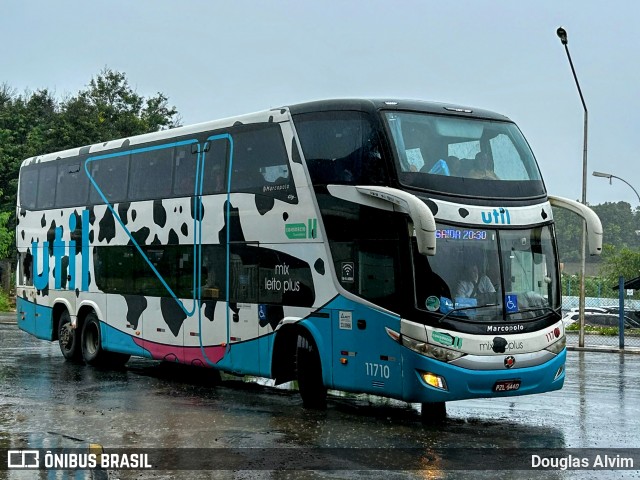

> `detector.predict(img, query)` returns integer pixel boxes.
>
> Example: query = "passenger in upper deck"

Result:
[468,151,499,180]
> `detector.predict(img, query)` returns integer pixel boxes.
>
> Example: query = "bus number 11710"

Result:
[365,362,390,379]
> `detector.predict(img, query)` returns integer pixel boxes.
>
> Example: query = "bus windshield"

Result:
[412,223,560,323]
[383,111,545,198]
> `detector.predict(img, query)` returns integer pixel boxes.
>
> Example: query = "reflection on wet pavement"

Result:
[1,324,638,479]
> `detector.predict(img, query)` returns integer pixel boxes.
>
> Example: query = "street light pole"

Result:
[592,171,640,205]
[557,27,589,348]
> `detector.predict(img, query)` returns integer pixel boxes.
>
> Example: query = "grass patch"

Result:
[0,290,11,312]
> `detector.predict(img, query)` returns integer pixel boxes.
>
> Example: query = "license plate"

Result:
[493,379,521,392]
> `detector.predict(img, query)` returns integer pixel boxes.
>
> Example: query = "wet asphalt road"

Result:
[0,321,639,479]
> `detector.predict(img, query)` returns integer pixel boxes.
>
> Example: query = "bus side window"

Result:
[294,111,387,186]
[56,162,89,207]
[36,164,57,209]
[19,251,33,287]
[202,138,229,195]
[200,245,226,299]
[229,245,259,304]
[129,146,174,201]
[19,168,38,210]
[172,145,197,197]
[89,155,130,205]
[229,124,294,201]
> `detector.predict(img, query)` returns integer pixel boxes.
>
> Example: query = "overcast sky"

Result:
[3,1,638,206]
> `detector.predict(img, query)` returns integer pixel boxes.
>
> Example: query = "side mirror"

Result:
[548,195,603,255]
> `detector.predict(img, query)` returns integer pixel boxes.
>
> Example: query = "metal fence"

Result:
[562,295,640,351]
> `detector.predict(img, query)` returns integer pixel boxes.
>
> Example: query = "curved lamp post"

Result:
[592,171,640,204]
[557,27,589,347]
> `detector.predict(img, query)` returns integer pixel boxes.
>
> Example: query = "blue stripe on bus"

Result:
[84,140,200,317]
[84,135,237,369]
[201,134,233,366]
[101,322,152,358]
[16,297,54,341]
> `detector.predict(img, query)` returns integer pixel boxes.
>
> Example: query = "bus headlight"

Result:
[402,335,465,362]
[545,336,566,355]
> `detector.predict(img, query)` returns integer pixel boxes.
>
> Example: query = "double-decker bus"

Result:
[16,99,602,419]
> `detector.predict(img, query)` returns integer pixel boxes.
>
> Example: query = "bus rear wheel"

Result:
[296,332,327,409]
[58,310,82,362]
[80,313,129,367]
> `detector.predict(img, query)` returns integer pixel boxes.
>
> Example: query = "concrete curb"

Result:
[567,345,640,354]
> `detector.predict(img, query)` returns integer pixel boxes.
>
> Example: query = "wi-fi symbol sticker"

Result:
[341,262,355,282]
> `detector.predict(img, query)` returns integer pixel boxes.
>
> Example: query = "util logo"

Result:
[481,208,511,225]
[32,210,90,292]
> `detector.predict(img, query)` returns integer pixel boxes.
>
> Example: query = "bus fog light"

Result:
[420,371,448,390]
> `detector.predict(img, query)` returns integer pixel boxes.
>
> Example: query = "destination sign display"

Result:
[435,228,488,241]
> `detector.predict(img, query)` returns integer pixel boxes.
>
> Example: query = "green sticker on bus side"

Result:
[432,331,463,349]
[285,223,307,239]
[285,219,317,239]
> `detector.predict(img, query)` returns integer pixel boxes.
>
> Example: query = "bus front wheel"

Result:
[421,402,447,424]
[58,310,82,362]
[296,332,327,409]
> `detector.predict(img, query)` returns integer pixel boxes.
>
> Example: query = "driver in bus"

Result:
[455,263,495,299]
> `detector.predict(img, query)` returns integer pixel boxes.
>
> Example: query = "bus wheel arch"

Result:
[295,328,327,409]
[271,325,300,386]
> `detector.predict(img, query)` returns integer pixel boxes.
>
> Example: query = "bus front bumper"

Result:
[402,348,566,403]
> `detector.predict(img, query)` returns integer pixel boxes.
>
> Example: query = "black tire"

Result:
[58,310,82,362]
[81,312,131,368]
[296,332,327,409]
[81,312,108,366]
[421,402,447,424]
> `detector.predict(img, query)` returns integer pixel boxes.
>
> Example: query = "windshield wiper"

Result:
[438,303,499,323]
[506,305,561,319]
[438,304,561,324]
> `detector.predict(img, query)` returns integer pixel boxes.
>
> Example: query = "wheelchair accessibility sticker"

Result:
[505,294,518,313]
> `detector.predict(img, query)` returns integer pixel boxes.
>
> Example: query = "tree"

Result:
[55,68,180,151]
[599,244,640,290]
[0,212,11,260]
[553,201,640,268]
[0,68,180,260]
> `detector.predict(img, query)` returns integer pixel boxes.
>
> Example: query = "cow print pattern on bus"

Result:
[123,294,147,329]
[16,109,338,363]
[153,200,167,228]
[160,297,188,337]
[98,208,116,243]
[218,201,245,243]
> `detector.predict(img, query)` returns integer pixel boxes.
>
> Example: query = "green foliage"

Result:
[0,212,12,260]
[0,68,180,259]
[553,202,640,265]
[599,244,640,291]
[561,273,612,298]
[565,323,640,337]
[0,290,10,312]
